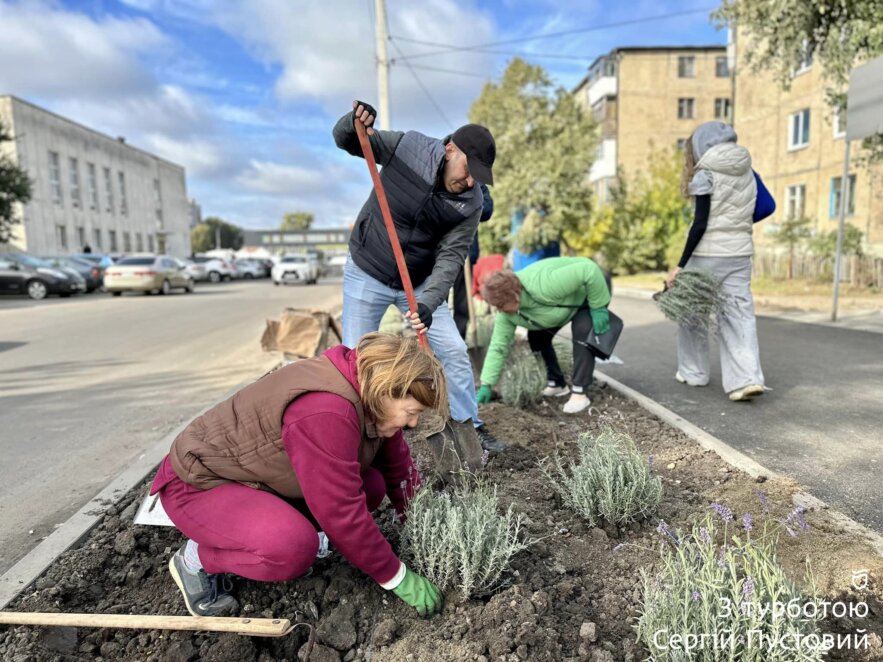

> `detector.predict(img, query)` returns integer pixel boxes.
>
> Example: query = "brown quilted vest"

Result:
[169,354,383,497]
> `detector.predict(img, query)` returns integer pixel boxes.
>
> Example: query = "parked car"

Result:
[191,256,235,283]
[0,252,86,299]
[42,256,103,292]
[104,255,195,296]
[71,253,114,269]
[182,258,209,282]
[271,254,319,285]
[235,258,268,279]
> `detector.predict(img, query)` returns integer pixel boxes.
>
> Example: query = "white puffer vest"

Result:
[693,143,756,257]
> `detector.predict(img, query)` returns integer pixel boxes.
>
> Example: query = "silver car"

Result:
[104,255,195,296]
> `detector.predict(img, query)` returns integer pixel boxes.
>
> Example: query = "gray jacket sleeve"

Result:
[418,210,480,313]
[332,111,403,167]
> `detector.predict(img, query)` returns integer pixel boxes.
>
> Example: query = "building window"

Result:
[785,184,806,220]
[56,224,68,250]
[93,228,102,250]
[794,40,814,75]
[678,56,695,78]
[49,151,63,204]
[77,226,86,249]
[123,231,132,252]
[833,107,846,139]
[109,230,118,252]
[87,163,99,210]
[103,167,114,213]
[602,58,616,77]
[829,175,857,217]
[147,235,155,253]
[788,109,811,149]
[715,56,729,77]
[118,171,128,216]
[153,178,163,222]
[714,98,732,121]
[69,157,81,208]
[136,233,143,252]
[677,98,695,119]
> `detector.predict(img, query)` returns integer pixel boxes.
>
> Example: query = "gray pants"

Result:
[677,255,765,393]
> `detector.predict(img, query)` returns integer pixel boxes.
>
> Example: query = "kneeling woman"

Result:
[151,333,447,617]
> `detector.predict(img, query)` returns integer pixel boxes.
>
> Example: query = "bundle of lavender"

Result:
[653,268,726,331]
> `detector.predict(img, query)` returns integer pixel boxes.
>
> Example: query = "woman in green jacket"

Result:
[476,257,611,414]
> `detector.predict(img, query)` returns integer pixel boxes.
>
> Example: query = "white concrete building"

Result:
[0,96,191,257]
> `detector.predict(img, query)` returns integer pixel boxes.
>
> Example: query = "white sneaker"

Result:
[728,384,764,401]
[562,394,591,414]
[542,384,570,398]
[675,371,687,384]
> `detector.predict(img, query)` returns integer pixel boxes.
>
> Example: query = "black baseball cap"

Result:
[451,124,495,185]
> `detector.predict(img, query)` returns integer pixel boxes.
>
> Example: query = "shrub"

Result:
[401,481,530,598]
[498,343,546,408]
[653,268,726,331]
[635,512,826,661]
[540,428,662,527]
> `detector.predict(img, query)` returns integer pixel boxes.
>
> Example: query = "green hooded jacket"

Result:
[479,257,611,387]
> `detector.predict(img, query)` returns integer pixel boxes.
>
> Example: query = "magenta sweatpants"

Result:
[157,467,387,582]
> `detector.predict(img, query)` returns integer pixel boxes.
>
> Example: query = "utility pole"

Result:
[374,0,390,130]
[215,225,221,250]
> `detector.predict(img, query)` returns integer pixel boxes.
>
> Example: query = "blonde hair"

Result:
[356,333,448,423]
[680,135,696,198]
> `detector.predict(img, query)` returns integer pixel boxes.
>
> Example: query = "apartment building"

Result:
[731,30,882,252]
[0,96,191,256]
[573,46,731,203]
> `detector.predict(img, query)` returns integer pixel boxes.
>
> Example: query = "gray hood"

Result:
[692,121,737,161]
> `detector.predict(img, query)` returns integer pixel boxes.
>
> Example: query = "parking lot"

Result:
[0,278,343,573]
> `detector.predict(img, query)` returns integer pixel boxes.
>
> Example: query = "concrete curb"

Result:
[594,370,883,558]
[0,356,282,611]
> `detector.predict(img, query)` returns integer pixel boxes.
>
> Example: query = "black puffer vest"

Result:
[349,131,483,289]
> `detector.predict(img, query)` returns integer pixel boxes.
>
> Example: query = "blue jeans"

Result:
[342,256,481,426]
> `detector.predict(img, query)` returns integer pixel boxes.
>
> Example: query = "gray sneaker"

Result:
[169,547,239,617]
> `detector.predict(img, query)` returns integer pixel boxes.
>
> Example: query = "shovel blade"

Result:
[425,418,484,482]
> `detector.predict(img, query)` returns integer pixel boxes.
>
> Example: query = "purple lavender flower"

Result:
[699,527,712,545]
[710,502,734,523]
[742,576,755,600]
[742,513,753,533]
[481,449,490,467]
[656,520,679,544]
[783,506,809,534]
[648,454,654,468]
[756,489,770,511]
[692,590,701,601]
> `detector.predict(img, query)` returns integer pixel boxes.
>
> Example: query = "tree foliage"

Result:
[573,149,689,274]
[190,216,244,253]
[468,58,597,254]
[770,216,812,278]
[280,211,314,230]
[0,121,33,244]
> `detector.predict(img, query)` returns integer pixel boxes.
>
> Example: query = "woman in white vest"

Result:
[666,121,766,402]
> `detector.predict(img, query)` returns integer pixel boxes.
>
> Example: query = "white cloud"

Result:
[235,159,326,195]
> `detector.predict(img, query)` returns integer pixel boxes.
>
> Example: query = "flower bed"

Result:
[1,385,881,661]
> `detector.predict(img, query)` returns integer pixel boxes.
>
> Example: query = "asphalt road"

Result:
[0,279,343,573]
[598,294,883,533]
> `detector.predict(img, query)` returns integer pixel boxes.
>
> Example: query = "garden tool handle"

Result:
[354,120,429,352]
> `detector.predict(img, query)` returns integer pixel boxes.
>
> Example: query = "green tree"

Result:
[808,225,864,259]
[281,211,314,231]
[469,58,597,255]
[190,217,244,253]
[586,150,690,274]
[0,121,32,244]
[770,216,812,278]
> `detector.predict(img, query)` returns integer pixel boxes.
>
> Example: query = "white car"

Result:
[191,256,235,283]
[272,255,319,285]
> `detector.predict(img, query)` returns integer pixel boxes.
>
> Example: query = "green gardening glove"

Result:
[476,384,493,404]
[392,567,443,617]
[591,307,610,335]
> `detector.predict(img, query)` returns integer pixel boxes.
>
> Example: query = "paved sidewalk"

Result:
[593,293,883,534]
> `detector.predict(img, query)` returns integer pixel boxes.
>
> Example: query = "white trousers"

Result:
[677,255,765,393]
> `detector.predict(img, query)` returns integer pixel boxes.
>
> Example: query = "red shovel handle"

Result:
[354,121,430,352]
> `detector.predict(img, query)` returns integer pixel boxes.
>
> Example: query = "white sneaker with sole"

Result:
[542,384,570,398]
[562,394,591,414]
[728,384,764,401]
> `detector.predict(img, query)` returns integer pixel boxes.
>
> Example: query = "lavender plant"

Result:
[498,342,546,408]
[653,268,727,331]
[400,481,530,598]
[540,428,662,527]
[635,506,826,661]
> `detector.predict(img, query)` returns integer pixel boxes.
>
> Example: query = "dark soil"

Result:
[2,384,881,661]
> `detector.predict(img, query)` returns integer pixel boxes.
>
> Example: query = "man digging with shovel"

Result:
[334,100,505,455]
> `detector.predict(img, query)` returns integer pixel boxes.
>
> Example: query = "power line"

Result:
[391,48,600,63]
[387,37,455,130]
[388,7,717,62]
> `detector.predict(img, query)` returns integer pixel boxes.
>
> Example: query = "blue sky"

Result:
[0,0,725,229]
